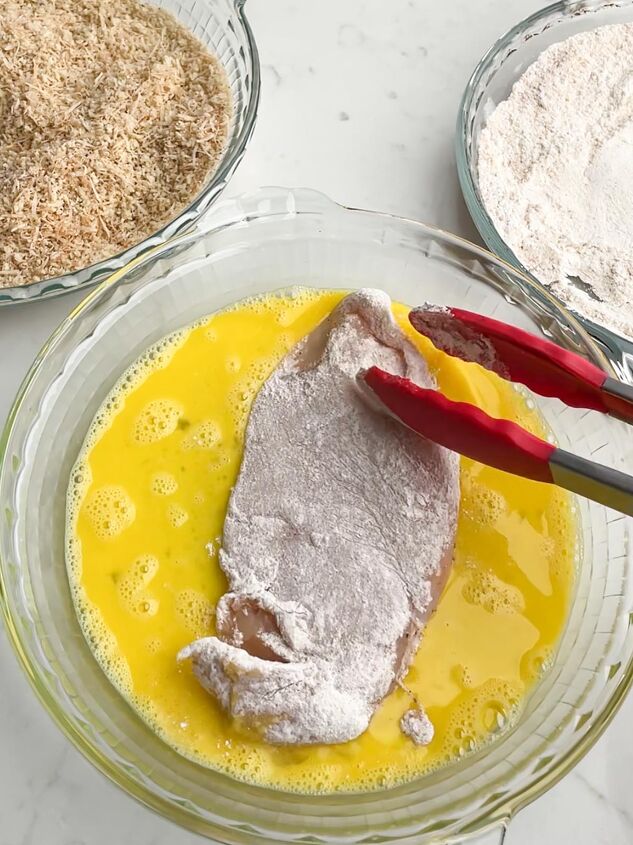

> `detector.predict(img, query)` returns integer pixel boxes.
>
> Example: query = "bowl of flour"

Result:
[457,0,633,381]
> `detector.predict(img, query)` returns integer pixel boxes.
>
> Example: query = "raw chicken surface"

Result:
[179,290,460,745]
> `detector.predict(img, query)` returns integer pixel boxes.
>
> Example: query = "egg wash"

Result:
[66,288,576,794]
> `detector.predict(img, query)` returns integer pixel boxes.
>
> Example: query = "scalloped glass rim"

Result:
[1,187,631,844]
[0,0,260,306]
[456,0,633,373]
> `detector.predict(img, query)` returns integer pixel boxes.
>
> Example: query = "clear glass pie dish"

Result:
[456,0,633,381]
[0,187,632,844]
[0,0,260,307]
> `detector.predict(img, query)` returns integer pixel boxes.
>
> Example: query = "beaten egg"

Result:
[66,288,575,793]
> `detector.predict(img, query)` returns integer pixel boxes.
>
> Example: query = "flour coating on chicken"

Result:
[179,290,459,744]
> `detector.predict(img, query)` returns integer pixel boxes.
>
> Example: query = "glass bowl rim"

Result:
[455,0,633,367]
[0,0,261,308]
[1,185,631,841]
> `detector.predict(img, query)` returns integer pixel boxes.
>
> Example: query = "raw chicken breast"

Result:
[179,290,460,745]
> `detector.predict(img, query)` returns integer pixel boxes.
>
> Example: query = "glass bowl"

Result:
[1,187,632,844]
[0,0,260,307]
[456,0,633,381]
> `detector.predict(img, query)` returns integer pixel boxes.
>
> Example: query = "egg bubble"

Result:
[84,485,136,540]
[523,645,554,680]
[175,589,215,636]
[78,328,189,451]
[65,460,94,560]
[166,503,189,528]
[207,451,232,473]
[136,598,159,616]
[77,601,133,695]
[275,288,321,327]
[462,567,525,616]
[441,679,522,759]
[181,419,222,451]
[205,324,218,342]
[118,554,160,616]
[462,478,506,525]
[146,637,162,655]
[133,399,183,444]
[226,357,279,436]
[150,471,178,496]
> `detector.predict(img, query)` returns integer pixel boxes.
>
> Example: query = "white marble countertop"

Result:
[1,1,631,843]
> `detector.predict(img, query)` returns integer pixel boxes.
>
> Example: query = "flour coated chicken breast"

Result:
[179,289,460,745]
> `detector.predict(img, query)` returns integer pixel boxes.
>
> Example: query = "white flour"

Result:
[179,290,460,745]
[410,305,507,377]
[400,707,434,746]
[478,23,633,341]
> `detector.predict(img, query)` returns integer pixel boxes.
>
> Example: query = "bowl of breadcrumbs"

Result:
[0,0,259,304]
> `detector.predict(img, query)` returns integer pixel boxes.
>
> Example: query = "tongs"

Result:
[360,307,633,517]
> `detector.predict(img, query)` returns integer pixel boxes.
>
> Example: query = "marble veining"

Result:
[0,0,631,842]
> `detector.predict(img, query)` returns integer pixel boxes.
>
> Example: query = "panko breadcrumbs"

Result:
[0,0,231,287]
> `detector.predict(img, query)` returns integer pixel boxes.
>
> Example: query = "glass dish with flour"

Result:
[459,9,633,366]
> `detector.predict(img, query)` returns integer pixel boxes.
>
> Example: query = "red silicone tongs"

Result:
[359,307,633,517]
